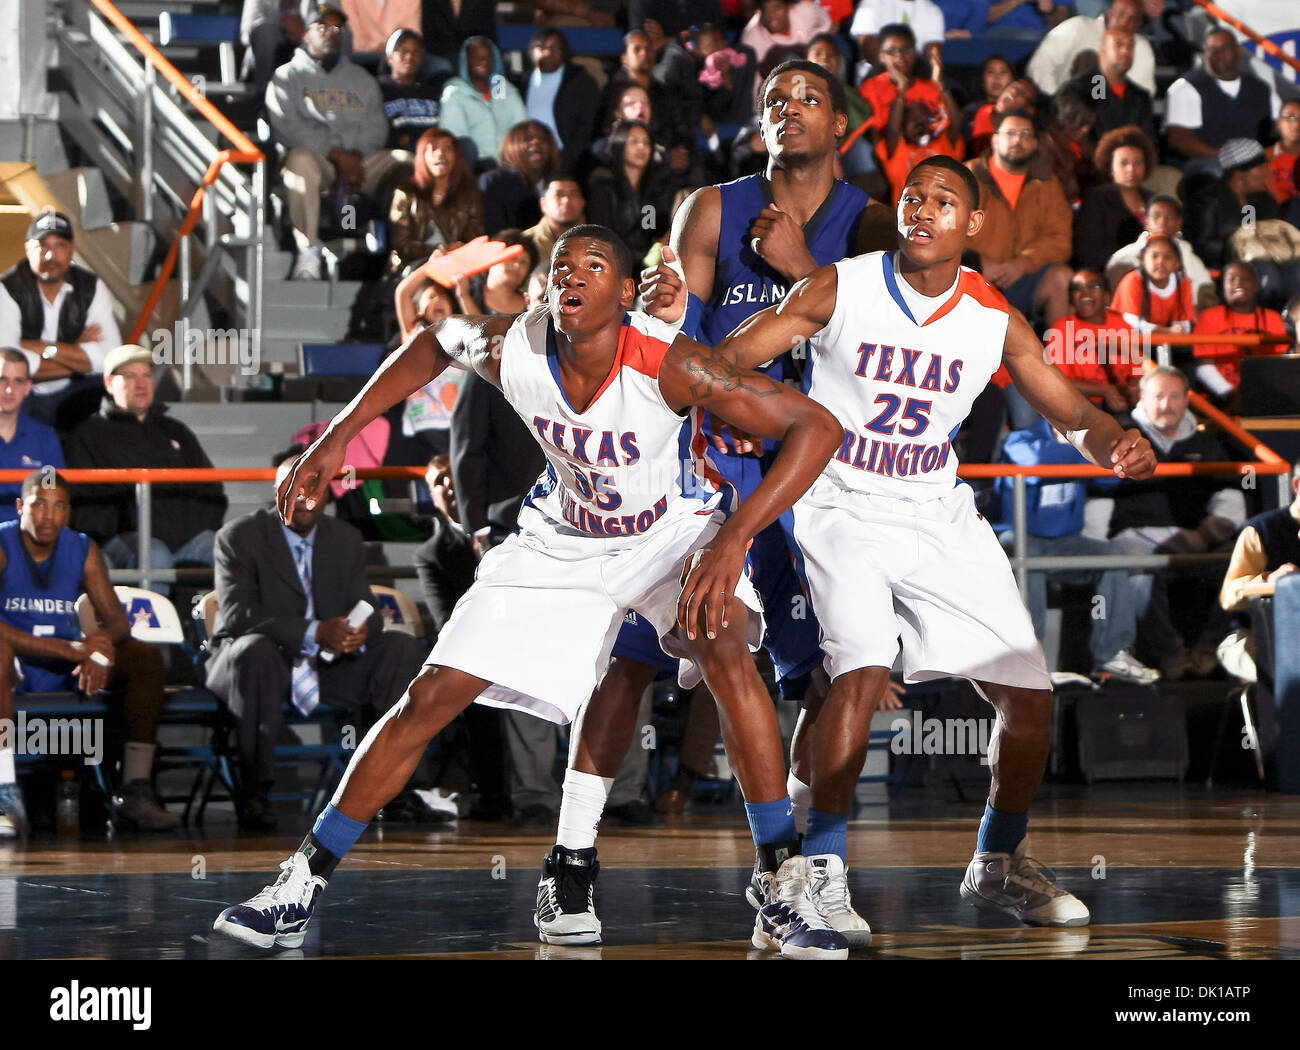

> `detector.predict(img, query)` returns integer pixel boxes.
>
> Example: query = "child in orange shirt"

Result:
[1192,260,1290,398]
[878,100,964,203]
[1111,235,1196,334]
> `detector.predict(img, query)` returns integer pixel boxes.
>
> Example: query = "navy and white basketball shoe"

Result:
[751,856,849,960]
[534,845,602,946]
[213,852,327,948]
[807,854,872,948]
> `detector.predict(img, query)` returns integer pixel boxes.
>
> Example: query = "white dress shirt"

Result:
[0,275,121,395]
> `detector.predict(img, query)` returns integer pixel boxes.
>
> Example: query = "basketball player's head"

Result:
[897,156,984,266]
[18,469,71,547]
[759,60,848,168]
[276,452,328,535]
[549,225,638,335]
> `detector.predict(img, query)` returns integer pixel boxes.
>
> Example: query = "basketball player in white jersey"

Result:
[212,226,852,959]
[714,156,1158,930]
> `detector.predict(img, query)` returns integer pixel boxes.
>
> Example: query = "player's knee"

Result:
[400,667,461,732]
[996,686,1052,730]
[692,635,755,699]
[600,657,658,706]
[820,667,891,723]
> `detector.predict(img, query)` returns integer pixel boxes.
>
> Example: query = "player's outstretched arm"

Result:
[714,264,838,371]
[659,338,843,639]
[1002,308,1157,481]
[278,313,517,521]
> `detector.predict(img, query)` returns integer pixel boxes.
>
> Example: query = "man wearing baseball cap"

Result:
[64,345,227,592]
[1185,137,1288,280]
[265,3,409,279]
[378,29,450,149]
[0,211,122,432]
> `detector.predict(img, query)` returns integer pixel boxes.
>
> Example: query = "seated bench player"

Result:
[0,471,178,838]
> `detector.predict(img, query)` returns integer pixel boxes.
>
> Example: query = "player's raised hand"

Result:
[748,206,816,282]
[278,431,345,521]
[639,246,687,322]
[677,540,747,642]
[1109,428,1156,480]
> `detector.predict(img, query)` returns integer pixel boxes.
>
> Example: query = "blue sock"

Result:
[744,796,798,846]
[803,809,848,862]
[977,803,1028,855]
[311,804,367,859]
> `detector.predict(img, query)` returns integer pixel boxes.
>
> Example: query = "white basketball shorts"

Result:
[793,478,1050,690]
[425,505,764,724]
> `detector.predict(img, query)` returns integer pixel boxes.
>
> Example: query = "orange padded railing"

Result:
[85,0,265,344]
[1193,0,1300,77]
[0,468,426,484]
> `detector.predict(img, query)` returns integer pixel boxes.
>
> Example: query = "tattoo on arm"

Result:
[681,345,784,402]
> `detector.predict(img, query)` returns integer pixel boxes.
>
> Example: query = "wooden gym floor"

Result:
[2,782,1298,960]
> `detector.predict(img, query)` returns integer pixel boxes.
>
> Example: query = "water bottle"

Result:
[56,770,80,836]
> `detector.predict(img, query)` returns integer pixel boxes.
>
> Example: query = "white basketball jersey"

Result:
[499,305,731,548]
[808,251,1011,500]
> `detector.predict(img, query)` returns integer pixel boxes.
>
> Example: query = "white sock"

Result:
[556,768,614,850]
[787,770,811,838]
[123,742,154,784]
[0,746,14,785]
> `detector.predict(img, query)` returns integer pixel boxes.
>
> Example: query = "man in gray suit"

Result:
[204,453,425,830]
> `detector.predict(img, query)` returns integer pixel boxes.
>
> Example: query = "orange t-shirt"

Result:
[878,135,965,203]
[1269,144,1298,204]
[858,74,946,135]
[1111,269,1196,328]
[1047,310,1144,395]
[1192,304,1290,387]
[988,156,1027,210]
[1109,80,1127,99]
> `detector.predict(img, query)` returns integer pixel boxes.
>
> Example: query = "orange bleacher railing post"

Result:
[82,0,265,348]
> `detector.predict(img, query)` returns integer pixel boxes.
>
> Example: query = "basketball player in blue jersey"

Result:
[533,59,896,949]
[0,471,178,838]
[213,226,853,959]
[714,156,1158,931]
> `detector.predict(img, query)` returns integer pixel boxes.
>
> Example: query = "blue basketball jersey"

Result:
[699,174,872,377]
[0,521,91,692]
[611,175,871,687]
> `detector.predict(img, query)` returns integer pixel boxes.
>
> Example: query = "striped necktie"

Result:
[290,538,320,715]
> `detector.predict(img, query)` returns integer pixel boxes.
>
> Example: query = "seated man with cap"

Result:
[265,4,409,279]
[378,29,450,151]
[0,211,122,433]
[64,344,227,591]
[1185,137,1299,307]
